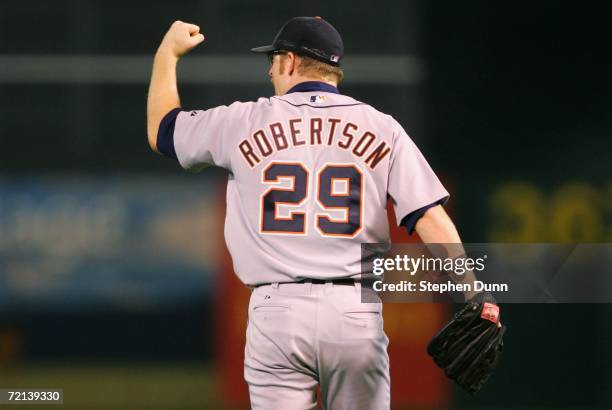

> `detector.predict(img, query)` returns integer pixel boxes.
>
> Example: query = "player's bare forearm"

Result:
[415,205,479,300]
[147,50,180,152]
[146,21,205,152]
[415,205,462,246]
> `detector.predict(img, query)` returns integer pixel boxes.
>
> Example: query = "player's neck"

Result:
[282,76,338,95]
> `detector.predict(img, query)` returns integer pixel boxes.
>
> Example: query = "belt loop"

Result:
[303,279,313,293]
[354,280,362,293]
[272,282,279,289]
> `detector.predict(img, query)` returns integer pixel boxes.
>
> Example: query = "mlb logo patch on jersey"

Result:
[310,95,326,103]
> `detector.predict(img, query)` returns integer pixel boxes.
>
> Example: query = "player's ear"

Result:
[288,52,298,76]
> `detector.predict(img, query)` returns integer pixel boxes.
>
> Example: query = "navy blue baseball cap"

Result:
[251,16,344,67]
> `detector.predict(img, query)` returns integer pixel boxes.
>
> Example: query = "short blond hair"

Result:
[297,55,344,84]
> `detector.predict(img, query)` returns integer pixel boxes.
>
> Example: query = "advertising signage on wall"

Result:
[0,177,221,310]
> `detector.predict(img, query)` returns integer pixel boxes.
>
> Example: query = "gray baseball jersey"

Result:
[159,82,448,285]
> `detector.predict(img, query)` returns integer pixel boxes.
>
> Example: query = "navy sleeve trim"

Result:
[400,197,449,235]
[156,107,182,160]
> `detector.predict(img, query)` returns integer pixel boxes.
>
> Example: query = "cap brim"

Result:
[250,45,276,53]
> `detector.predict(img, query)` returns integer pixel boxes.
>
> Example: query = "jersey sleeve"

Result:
[387,123,450,227]
[157,101,253,172]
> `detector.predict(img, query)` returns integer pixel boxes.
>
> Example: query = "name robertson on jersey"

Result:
[237,117,391,170]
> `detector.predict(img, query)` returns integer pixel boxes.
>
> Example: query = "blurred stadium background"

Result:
[0,1,611,409]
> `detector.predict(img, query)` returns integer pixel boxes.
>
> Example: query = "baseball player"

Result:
[147,17,476,410]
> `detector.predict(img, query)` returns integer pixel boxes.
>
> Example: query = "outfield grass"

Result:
[0,363,597,409]
[0,362,230,410]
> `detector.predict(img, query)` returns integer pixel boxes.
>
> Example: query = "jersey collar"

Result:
[286,81,339,95]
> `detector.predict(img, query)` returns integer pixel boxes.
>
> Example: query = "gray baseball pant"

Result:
[244,281,390,410]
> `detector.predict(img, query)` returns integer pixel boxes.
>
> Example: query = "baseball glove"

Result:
[427,292,506,393]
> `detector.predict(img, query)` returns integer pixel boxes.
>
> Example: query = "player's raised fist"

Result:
[158,20,205,58]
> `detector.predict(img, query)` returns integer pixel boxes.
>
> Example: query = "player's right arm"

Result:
[415,206,479,301]
[414,205,461,244]
[147,21,205,152]
[386,122,478,300]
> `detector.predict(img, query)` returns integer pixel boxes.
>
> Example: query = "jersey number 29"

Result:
[260,162,363,237]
